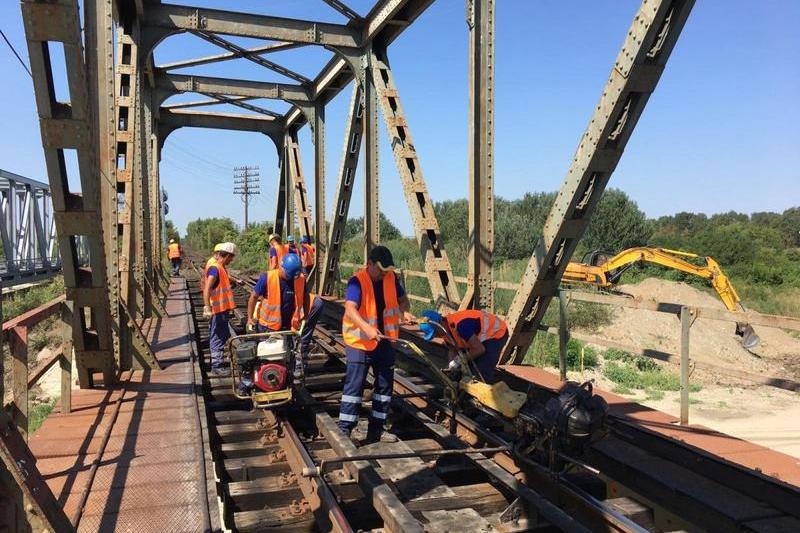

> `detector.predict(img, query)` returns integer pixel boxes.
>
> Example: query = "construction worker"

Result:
[268,233,287,270]
[246,253,324,361]
[419,309,508,383]
[203,242,238,376]
[167,238,182,276]
[339,246,415,443]
[300,236,315,274]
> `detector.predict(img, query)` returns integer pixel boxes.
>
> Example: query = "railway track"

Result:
[183,253,800,532]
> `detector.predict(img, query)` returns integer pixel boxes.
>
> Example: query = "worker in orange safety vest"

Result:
[167,239,183,276]
[203,242,237,376]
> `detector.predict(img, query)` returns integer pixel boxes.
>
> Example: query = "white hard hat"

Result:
[214,242,238,256]
[169,239,175,244]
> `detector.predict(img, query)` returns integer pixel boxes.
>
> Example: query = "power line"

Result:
[165,140,234,171]
[0,28,32,78]
[233,166,260,229]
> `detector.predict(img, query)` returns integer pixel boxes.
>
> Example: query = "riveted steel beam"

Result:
[322,0,361,20]
[162,95,257,110]
[369,48,460,308]
[274,141,288,237]
[313,103,326,290]
[159,41,304,71]
[198,93,283,118]
[501,0,696,364]
[158,109,284,139]
[321,84,363,296]
[465,0,495,311]
[190,30,311,84]
[363,53,379,261]
[287,131,313,243]
[142,3,361,53]
[155,73,312,106]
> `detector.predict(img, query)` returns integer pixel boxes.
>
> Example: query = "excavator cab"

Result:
[582,250,616,267]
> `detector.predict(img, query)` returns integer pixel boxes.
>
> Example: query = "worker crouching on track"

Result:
[420,309,508,384]
[246,254,324,376]
[203,242,238,376]
[167,238,182,276]
[339,246,415,443]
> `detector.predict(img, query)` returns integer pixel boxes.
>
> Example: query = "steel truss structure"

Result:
[0,169,62,287]
[18,0,694,384]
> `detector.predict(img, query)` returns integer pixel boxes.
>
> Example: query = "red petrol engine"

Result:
[254,363,288,392]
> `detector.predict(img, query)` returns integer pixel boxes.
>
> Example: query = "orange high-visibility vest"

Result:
[301,244,315,268]
[445,310,507,349]
[270,244,288,270]
[168,243,181,259]
[342,269,400,351]
[258,270,306,331]
[206,257,236,314]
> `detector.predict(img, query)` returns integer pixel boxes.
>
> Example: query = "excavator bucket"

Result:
[736,322,761,350]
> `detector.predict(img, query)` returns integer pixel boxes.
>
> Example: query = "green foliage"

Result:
[185,217,238,255]
[3,277,65,319]
[602,349,701,393]
[165,219,180,241]
[525,336,598,370]
[343,213,403,241]
[29,399,56,434]
[579,189,652,256]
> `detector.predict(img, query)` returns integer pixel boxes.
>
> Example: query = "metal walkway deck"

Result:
[28,279,219,532]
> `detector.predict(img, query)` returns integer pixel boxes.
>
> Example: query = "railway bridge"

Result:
[2,1,800,532]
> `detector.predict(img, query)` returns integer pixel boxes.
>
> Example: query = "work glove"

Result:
[203,306,213,320]
[447,359,461,371]
[246,320,255,333]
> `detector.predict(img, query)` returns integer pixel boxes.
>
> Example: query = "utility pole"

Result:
[234,166,260,230]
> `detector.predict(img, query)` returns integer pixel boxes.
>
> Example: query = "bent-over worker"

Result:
[419,309,508,383]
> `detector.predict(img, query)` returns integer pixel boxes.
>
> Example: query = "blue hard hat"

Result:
[281,253,302,279]
[419,310,443,341]
[300,236,309,244]
[287,235,295,242]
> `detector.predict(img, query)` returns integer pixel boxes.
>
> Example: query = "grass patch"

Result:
[3,277,65,319]
[674,397,702,405]
[603,348,702,393]
[524,335,598,371]
[612,385,633,395]
[29,399,56,434]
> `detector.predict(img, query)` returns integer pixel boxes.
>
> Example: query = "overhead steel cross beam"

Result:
[159,41,304,71]
[500,0,696,365]
[190,30,311,84]
[198,93,282,118]
[158,109,283,140]
[155,72,312,105]
[142,3,361,51]
[162,95,257,110]
[321,0,362,20]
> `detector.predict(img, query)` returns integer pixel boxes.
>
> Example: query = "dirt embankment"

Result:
[580,277,800,386]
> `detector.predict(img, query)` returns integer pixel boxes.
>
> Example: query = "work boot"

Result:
[364,430,400,444]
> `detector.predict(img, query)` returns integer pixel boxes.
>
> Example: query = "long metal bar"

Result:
[321,84,363,295]
[155,73,311,105]
[363,53,380,261]
[680,306,691,425]
[313,103,326,290]
[369,48,460,307]
[142,4,361,49]
[501,0,696,364]
[198,93,282,118]
[321,0,361,20]
[466,0,495,311]
[162,95,256,110]
[158,41,304,71]
[287,131,313,242]
[191,31,311,84]
[274,141,288,237]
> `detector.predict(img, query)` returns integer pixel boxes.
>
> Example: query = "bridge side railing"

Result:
[1,294,72,440]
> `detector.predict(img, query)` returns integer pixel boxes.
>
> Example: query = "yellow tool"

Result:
[382,333,528,418]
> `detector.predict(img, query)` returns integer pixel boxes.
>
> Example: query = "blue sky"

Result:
[1,1,798,236]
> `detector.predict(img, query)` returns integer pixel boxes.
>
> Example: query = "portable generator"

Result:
[225,331,297,409]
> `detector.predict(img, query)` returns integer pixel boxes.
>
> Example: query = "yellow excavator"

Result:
[562,247,760,349]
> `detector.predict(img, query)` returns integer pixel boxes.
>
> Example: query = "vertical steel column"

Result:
[274,139,287,236]
[321,84,363,295]
[370,49,460,307]
[22,0,118,387]
[114,25,158,370]
[680,306,691,425]
[313,103,326,290]
[501,0,696,364]
[363,51,380,260]
[465,0,495,311]
[558,290,568,381]
[285,133,296,237]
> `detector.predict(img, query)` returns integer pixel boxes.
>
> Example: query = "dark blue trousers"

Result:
[256,296,324,357]
[337,340,395,435]
[473,331,509,384]
[209,311,232,369]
